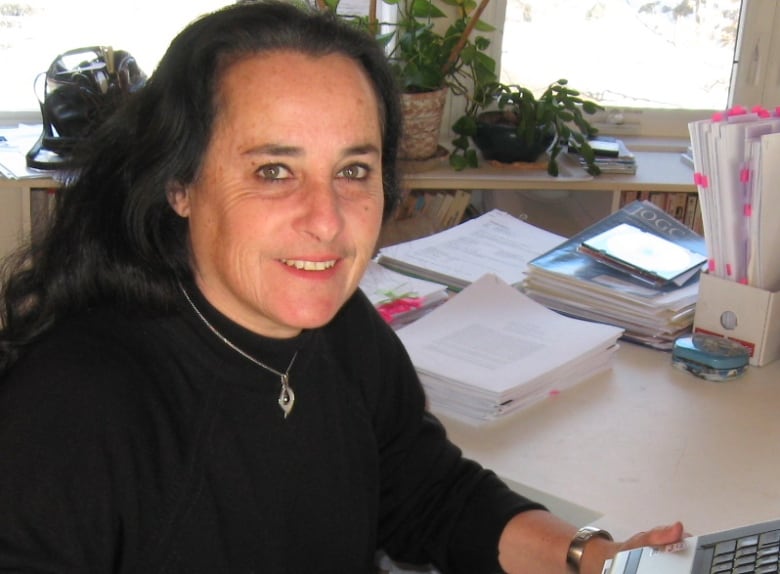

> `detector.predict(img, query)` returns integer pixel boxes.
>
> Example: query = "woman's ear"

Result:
[167,182,191,218]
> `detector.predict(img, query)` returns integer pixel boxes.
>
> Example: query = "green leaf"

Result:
[474,19,495,32]
[585,163,602,176]
[449,154,468,170]
[582,101,602,114]
[452,114,477,136]
[411,0,446,19]
[569,131,586,145]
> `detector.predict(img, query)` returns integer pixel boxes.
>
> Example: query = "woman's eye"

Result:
[258,164,292,180]
[338,164,369,180]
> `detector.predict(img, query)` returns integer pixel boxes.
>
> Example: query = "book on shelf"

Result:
[360,260,449,328]
[396,189,472,231]
[665,192,688,223]
[618,190,702,232]
[375,209,565,291]
[396,274,623,425]
[524,200,708,350]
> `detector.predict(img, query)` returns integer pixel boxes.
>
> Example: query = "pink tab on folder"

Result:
[752,105,770,118]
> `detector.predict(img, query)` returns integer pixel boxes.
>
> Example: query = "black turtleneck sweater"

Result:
[0,287,544,573]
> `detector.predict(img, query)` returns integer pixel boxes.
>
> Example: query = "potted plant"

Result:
[450,78,604,176]
[384,0,498,161]
[319,0,496,161]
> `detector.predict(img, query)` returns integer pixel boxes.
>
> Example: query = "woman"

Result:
[0,2,682,572]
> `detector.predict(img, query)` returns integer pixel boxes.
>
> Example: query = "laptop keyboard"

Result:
[709,528,780,573]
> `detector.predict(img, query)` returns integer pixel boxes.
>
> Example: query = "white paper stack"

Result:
[375,209,564,291]
[396,274,623,426]
[688,110,780,290]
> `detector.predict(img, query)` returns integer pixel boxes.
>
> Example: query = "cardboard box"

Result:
[693,273,780,367]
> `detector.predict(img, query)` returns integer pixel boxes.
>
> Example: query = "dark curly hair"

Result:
[0,1,402,374]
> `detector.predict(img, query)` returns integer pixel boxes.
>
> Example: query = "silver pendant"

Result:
[278,374,295,418]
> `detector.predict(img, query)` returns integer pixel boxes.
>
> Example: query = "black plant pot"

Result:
[473,111,554,164]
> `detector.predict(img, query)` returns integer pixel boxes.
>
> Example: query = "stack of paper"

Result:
[375,209,565,291]
[524,200,707,350]
[360,261,449,327]
[396,274,623,425]
[688,108,780,289]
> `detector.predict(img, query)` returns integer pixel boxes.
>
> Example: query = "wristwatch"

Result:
[566,526,613,573]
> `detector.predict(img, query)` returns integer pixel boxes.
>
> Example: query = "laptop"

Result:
[603,518,780,574]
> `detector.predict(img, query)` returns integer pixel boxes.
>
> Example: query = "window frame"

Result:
[461,0,778,140]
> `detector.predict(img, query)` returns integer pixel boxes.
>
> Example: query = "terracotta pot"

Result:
[399,87,447,161]
[473,110,554,163]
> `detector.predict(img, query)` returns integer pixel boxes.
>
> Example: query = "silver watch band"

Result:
[566,526,613,573]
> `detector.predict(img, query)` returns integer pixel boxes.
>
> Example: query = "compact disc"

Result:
[605,230,693,273]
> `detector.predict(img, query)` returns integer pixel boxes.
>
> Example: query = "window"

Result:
[3,0,777,138]
[487,0,780,138]
[0,0,388,119]
[0,1,228,113]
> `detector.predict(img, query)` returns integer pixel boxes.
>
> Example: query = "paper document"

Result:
[397,274,623,424]
[748,132,780,290]
[688,110,780,289]
[0,124,52,180]
[359,260,449,326]
[376,209,565,290]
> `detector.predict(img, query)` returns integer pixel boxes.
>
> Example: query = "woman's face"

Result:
[169,51,385,338]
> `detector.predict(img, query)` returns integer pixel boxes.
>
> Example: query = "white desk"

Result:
[439,342,780,539]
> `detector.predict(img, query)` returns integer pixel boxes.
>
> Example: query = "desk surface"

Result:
[439,342,780,539]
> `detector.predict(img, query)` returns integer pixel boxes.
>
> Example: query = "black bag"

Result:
[26,46,147,170]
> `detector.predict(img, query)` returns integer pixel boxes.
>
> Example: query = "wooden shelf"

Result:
[402,150,697,213]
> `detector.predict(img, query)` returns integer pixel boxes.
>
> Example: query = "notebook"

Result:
[603,518,780,574]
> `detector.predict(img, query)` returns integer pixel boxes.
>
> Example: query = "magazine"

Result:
[524,200,707,349]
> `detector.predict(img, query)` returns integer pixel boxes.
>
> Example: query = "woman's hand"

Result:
[498,510,686,574]
[581,521,686,574]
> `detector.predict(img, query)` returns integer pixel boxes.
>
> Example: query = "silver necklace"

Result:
[180,284,298,419]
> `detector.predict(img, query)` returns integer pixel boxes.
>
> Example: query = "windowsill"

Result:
[617,136,690,153]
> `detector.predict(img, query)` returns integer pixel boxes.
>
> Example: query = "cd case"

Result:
[578,223,708,287]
